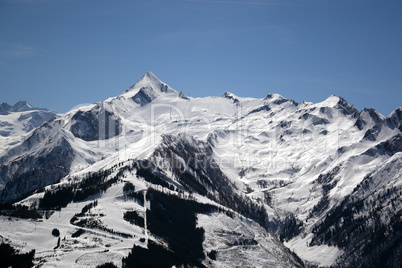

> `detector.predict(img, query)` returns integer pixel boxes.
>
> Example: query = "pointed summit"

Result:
[0,101,34,113]
[11,101,32,112]
[143,71,158,81]
[320,95,358,115]
[122,72,178,106]
[136,71,161,89]
[320,95,342,107]
[127,71,176,94]
[385,107,402,129]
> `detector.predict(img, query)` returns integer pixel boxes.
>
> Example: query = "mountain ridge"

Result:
[0,72,400,267]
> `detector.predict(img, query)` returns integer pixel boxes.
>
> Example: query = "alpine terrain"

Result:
[0,72,401,267]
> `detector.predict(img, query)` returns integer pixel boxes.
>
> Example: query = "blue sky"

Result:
[0,0,401,116]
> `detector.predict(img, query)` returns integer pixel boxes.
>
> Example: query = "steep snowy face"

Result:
[354,108,384,130]
[0,102,57,155]
[362,107,402,143]
[0,117,75,201]
[70,105,122,141]
[131,87,158,106]
[308,152,402,268]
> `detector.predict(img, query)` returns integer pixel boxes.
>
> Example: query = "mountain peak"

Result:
[136,71,160,86]
[320,95,358,115]
[12,101,32,112]
[264,93,285,100]
[321,94,342,106]
[223,92,240,104]
[388,106,402,119]
[321,95,350,107]
[0,101,36,114]
[143,71,158,81]
[264,93,292,105]
[222,91,238,99]
[385,106,402,129]
[122,72,178,106]
[126,72,176,95]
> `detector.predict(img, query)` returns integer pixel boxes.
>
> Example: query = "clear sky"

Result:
[0,0,401,116]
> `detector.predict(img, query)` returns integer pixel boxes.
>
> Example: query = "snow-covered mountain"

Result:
[0,72,401,267]
[0,101,57,172]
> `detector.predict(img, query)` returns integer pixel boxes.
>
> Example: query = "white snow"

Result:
[1,72,401,267]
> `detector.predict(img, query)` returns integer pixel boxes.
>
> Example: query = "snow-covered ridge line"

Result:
[0,72,401,267]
